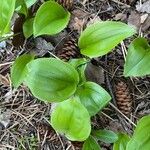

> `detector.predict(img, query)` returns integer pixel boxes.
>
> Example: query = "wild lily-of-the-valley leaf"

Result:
[124,37,150,77]
[113,133,130,150]
[0,0,16,36]
[11,54,34,88]
[92,129,118,144]
[33,1,70,37]
[78,21,136,58]
[82,136,101,150]
[23,18,34,38]
[76,82,111,116]
[24,58,79,102]
[51,98,91,141]
[126,115,150,150]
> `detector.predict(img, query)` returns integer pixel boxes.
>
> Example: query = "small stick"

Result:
[111,0,130,8]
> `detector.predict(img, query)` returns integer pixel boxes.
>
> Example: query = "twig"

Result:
[0,61,13,67]
[111,0,130,8]
[109,102,136,127]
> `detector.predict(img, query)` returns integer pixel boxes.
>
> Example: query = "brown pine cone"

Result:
[56,37,81,61]
[115,81,132,116]
[57,0,73,10]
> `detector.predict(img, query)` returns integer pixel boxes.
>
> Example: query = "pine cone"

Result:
[57,0,73,10]
[56,38,81,61]
[115,81,132,116]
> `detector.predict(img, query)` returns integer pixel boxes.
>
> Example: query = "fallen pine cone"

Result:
[56,37,81,61]
[57,0,73,10]
[115,81,132,116]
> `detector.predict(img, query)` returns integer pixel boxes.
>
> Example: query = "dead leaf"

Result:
[136,0,150,13]
[85,62,105,85]
[128,11,141,30]
[114,13,127,21]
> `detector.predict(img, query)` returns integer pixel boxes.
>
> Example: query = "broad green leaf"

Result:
[24,58,79,102]
[92,129,118,143]
[33,1,70,37]
[82,136,101,150]
[78,21,136,58]
[15,0,28,17]
[11,54,34,88]
[51,98,91,141]
[124,38,150,77]
[126,115,150,150]
[76,82,111,116]
[23,18,34,38]
[69,58,88,84]
[113,133,130,150]
[0,0,16,36]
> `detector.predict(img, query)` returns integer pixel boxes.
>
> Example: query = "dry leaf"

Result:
[128,11,141,30]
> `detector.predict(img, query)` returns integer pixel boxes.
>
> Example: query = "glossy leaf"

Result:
[78,21,136,58]
[92,129,118,143]
[76,82,111,116]
[11,54,34,88]
[0,0,16,36]
[33,1,70,37]
[113,133,130,150]
[126,115,150,150]
[51,98,91,141]
[124,38,150,77]
[24,58,79,102]
[23,18,34,38]
[82,136,101,150]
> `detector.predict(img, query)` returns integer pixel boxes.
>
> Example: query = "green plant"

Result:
[2,0,149,148]
[113,115,150,150]
[0,0,70,39]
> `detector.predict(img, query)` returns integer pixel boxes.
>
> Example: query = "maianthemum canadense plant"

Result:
[1,0,150,149]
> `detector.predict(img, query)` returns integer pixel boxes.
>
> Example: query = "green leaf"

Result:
[92,129,118,143]
[11,54,34,88]
[82,136,101,150]
[23,18,34,38]
[124,38,150,77]
[113,133,130,150]
[0,0,16,36]
[25,0,37,8]
[24,58,79,102]
[33,1,70,37]
[78,21,136,58]
[15,0,28,17]
[76,82,111,116]
[69,58,88,84]
[51,98,91,141]
[126,115,150,150]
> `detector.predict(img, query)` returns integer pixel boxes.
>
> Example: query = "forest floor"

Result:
[0,0,150,150]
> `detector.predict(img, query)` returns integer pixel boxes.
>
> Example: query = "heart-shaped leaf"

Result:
[124,38,150,77]
[0,0,16,36]
[82,136,101,150]
[33,1,70,37]
[126,115,150,150]
[113,133,130,150]
[51,98,91,141]
[24,58,79,102]
[92,129,118,143]
[11,54,35,88]
[78,21,136,58]
[76,82,111,116]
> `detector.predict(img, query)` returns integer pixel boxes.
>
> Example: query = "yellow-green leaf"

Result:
[24,58,79,102]
[33,1,70,37]
[78,21,136,58]
[51,98,91,141]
